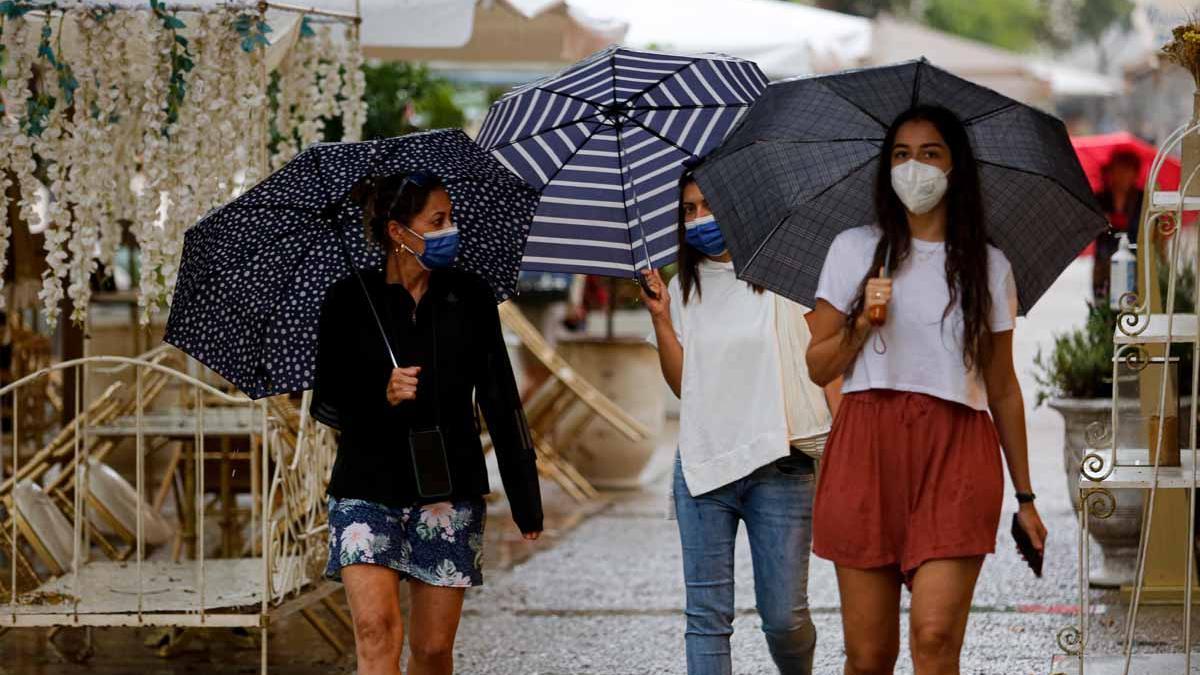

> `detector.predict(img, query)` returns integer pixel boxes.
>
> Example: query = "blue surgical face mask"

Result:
[405,226,460,270]
[684,214,727,257]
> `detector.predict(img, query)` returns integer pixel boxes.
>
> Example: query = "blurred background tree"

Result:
[362,62,465,139]
[923,0,1047,51]
[1074,0,1135,46]
[320,61,467,142]
[802,0,1134,52]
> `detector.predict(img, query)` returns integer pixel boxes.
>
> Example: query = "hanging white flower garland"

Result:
[340,25,366,142]
[0,16,38,311]
[89,11,132,276]
[0,5,365,325]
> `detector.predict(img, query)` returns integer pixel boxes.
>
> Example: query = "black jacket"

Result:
[311,268,543,534]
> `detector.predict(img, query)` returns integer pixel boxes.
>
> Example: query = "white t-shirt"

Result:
[815,225,1018,411]
[650,260,830,496]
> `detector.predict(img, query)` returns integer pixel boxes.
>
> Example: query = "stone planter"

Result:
[1049,397,1144,588]
[557,337,665,489]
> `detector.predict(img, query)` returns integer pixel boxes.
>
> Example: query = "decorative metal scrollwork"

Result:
[1083,488,1116,519]
[1056,625,1083,656]
[1155,211,1179,238]
[1084,420,1110,447]
[1116,343,1151,372]
[1080,451,1110,483]
[1080,422,1111,482]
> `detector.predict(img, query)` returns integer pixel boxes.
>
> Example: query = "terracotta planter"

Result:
[1049,397,1144,588]
[557,337,665,489]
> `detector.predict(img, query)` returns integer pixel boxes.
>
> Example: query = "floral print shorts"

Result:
[325,496,486,588]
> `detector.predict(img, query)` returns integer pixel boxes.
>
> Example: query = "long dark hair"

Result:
[845,105,993,370]
[352,171,444,247]
[675,169,762,305]
[675,170,707,305]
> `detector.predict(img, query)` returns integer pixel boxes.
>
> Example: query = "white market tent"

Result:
[561,0,872,78]
[341,0,1119,105]
[347,0,627,75]
[354,0,868,82]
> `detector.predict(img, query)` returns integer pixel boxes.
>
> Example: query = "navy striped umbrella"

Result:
[477,46,767,278]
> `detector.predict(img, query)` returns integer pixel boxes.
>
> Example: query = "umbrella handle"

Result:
[867,243,891,326]
[637,273,658,300]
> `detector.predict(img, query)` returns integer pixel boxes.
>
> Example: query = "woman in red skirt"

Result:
[805,105,1048,675]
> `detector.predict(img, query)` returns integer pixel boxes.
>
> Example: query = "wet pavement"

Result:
[5,259,1200,674]
[446,259,1198,674]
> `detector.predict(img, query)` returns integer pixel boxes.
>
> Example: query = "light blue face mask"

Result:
[405,226,460,270]
[684,214,727,257]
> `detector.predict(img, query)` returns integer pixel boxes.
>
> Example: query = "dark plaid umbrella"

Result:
[477,46,767,278]
[695,58,1106,314]
[165,129,539,399]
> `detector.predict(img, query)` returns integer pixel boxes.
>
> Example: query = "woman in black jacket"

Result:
[312,171,542,675]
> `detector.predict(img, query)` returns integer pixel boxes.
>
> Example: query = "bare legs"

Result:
[342,565,467,675]
[836,557,983,675]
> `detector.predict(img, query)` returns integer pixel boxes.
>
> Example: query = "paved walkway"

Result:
[445,259,1185,674]
[9,259,1196,674]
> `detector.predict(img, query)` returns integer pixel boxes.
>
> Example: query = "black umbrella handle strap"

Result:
[333,226,400,369]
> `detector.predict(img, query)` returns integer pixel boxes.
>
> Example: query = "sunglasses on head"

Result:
[384,170,439,217]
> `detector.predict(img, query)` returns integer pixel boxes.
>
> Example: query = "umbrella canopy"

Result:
[477,45,767,277]
[1072,131,1179,192]
[695,59,1105,315]
[165,129,538,399]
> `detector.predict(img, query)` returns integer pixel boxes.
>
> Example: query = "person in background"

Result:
[640,164,841,675]
[1092,149,1145,304]
[312,172,542,675]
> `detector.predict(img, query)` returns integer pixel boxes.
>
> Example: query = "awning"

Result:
[564,0,872,79]
[359,1,626,70]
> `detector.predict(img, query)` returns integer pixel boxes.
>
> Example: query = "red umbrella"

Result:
[1071,132,1180,192]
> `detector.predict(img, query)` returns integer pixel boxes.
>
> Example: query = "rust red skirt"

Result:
[812,390,1004,580]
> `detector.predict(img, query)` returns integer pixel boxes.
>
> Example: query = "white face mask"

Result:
[890,160,950,215]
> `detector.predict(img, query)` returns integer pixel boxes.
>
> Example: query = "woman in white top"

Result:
[640,165,840,675]
[805,105,1049,675]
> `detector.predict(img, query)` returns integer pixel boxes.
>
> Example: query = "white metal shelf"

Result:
[1079,450,1200,489]
[1081,465,1200,490]
[1152,190,1200,211]
[1051,653,1200,674]
[1113,314,1199,344]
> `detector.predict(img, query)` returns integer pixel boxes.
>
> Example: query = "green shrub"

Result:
[1033,302,1116,405]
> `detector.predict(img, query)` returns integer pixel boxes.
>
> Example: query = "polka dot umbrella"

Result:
[164,129,539,399]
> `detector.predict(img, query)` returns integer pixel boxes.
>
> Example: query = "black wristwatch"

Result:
[1016,492,1036,504]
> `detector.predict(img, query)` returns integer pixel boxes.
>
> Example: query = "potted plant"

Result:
[1035,302,1144,587]
[1035,259,1197,587]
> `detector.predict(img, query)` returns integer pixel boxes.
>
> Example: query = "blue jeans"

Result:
[674,453,817,675]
